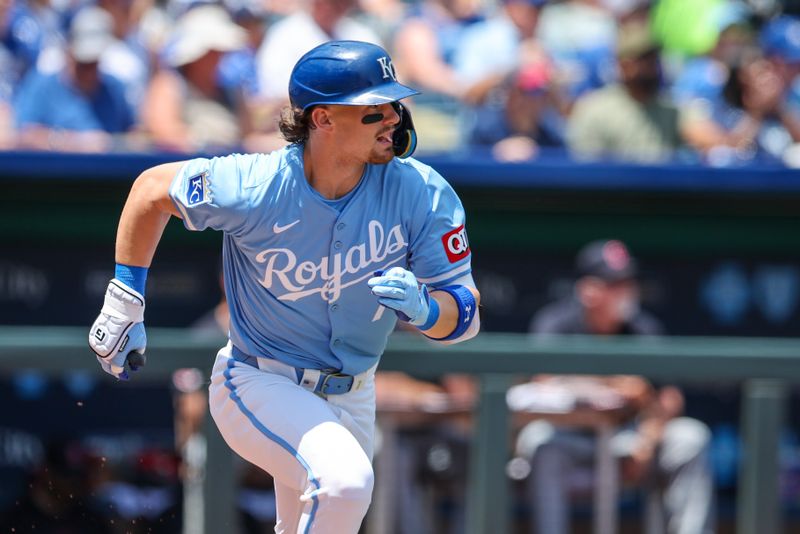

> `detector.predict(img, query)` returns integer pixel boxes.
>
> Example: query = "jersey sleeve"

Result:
[168,153,259,235]
[406,165,473,288]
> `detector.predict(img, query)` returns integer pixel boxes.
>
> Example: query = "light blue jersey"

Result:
[169,144,472,375]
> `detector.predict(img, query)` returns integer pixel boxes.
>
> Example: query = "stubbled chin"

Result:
[368,148,395,164]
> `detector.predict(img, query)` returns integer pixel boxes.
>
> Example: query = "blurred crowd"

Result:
[2,0,800,166]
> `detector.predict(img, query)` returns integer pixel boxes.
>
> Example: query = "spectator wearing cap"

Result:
[675,13,800,165]
[389,0,485,152]
[513,239,714,534]
[14,6,135,152]
[534,0,619,107]
[2,0,66,79]
[255,0,382,103]
[392,0,484,99]
[217,0,289,153]
[451,0,549,152]
[453,0,545,99]
[566,20,684,162]
[762,16,800,142]
[142,4,254,153]
[671,1,755,107]
[466,39,566,161]
[93,0,154,116]
[218,0,269,100]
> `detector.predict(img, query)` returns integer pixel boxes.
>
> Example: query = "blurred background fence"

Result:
[1,328,799,534]
[3,153,800,533]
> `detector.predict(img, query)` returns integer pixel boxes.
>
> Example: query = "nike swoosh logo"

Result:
[273,220,300,234]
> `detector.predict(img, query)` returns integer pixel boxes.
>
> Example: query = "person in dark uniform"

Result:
[514,239,715,534]
[530,239,662,336]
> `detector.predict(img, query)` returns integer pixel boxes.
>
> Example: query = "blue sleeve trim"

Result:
[115,263,148,295]
[425,285,477,341]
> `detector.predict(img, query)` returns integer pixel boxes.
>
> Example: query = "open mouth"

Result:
[376,131,393,147]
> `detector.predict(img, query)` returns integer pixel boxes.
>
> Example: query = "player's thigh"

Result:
[209,354,372,493]
[326,367,377,459]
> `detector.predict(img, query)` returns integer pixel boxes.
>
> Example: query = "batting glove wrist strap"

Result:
[100,279,145,325]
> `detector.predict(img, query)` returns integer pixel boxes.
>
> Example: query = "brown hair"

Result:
[278,106,316,144]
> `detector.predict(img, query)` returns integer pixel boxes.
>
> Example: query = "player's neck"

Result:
[303,141,365,200]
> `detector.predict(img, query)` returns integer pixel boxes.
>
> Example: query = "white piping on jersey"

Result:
[417,262,472,285]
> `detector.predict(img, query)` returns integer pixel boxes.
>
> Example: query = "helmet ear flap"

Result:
[392,102,417,158]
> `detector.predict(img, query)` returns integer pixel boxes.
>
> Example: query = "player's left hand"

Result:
[89,279,147,381]
[368,267,431,325]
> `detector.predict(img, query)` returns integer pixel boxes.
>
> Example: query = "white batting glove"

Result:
[368,267,431,326]
[89,279,147,380]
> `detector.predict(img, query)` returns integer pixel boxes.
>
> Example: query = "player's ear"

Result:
[310,106,334,131]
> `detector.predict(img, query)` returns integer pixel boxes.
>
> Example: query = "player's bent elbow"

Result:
[132,162,185,217]
[435,313,481,346]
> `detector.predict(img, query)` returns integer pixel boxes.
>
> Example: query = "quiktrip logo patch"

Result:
[186,173,210,207]
[442,225,470,263]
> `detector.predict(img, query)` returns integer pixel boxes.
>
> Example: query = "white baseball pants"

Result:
[209,344,377,534]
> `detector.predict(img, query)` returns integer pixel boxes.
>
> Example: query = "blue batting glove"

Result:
[89,279,148,381]
[368,267,431,326]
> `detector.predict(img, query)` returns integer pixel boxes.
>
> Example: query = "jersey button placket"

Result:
[329,220,347,350]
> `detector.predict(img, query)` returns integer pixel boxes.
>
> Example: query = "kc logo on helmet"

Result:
[442,225,470,263]
[377,57,397,81]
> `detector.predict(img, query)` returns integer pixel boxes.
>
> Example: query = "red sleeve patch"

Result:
[441,225,471,263]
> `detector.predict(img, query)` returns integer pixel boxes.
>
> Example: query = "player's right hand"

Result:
[89,279,147,381]
[368,267,431,325]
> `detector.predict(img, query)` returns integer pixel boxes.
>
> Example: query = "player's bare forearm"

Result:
[115,162,184,267]
[422,287,480,340]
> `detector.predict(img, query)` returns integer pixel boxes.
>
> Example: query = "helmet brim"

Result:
[300,81,420,110]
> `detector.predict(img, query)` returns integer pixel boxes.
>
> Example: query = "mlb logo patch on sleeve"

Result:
[442,225,470,263]
[186,172,211,207]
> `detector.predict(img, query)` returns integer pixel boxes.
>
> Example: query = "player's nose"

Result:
[383,104,400,126]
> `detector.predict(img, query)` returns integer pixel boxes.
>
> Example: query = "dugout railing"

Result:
[1,326,797,534]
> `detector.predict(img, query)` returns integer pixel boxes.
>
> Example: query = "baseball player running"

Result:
[89,40,480,533]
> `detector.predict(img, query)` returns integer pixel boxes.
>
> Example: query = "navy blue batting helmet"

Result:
[289,40,420,111]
